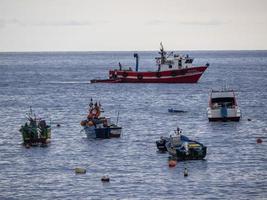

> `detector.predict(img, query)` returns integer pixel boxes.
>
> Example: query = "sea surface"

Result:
[0,51,266,200]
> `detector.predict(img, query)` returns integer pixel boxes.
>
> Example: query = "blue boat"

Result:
[156,128,207,160]
[168,108,187,113]
[83,122,122,139]
[81,99,122,139]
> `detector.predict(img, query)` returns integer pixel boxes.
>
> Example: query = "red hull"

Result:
[91,66,208,84]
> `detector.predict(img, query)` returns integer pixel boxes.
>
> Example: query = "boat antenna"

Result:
[160,42,164,52]
[116,110,120,125]
[89,98,93,108]
[167,51,174,58]
[27,106,34,119]
[159,42,166,64]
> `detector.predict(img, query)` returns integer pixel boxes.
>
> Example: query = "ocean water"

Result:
[0,51,266,199]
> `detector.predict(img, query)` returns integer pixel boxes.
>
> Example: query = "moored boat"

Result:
[168,108,187,113]
[80,99,122,139]
[19,108,51,147]
[207,89,241,121]
[91,43,209,84]
[156,128,207,160]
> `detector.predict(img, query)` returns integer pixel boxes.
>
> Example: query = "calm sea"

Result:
[0,51,266,199]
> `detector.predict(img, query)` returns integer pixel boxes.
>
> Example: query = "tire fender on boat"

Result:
[137,74,143,80]
[122,72,128,77]
[112,73,117,79]
[171,71,177,77]
[156,72,161,78]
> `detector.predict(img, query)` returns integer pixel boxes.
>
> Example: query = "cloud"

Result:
[0,18,109,28]
[180,19,229,26]
[0,18,24,28]
[145,19,229,26]
[34,20,93,26]
[145,19,166,26]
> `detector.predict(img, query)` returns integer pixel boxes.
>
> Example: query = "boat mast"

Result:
[159,42,166,64]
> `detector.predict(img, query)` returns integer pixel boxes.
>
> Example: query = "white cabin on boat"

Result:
[155,43,195,71]
[156,54,194,71]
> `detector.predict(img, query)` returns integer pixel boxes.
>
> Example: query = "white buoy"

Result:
[184,168,188,177]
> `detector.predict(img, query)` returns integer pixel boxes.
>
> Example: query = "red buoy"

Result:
[168,160,177,167]
[256,138,263,144]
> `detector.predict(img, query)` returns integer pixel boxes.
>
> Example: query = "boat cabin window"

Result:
[178,60,182,67]
[185,59,193,64]
[211,97,235,108]
[169,65,172,69]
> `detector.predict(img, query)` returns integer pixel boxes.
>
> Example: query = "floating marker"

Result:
[75,168,86,174]
[256,138,263,144]
[184,168,188,177]
[168,160,177,167]
[101,175,110,182]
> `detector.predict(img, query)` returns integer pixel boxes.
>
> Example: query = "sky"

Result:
[0,0,267,51]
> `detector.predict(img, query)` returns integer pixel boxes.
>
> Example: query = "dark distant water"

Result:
[0,51,266,200]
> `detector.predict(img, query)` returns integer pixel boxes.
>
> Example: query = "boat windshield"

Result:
[211,97,235,108]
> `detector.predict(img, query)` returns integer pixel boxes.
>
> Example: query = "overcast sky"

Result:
[0,0,267,51]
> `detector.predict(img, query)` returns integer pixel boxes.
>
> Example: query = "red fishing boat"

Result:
[91,43,209,83]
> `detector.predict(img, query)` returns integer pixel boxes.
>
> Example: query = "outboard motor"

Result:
[134,53,139,72]
[221,104,228,119]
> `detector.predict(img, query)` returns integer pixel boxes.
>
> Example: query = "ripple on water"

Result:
[0,51,267,199]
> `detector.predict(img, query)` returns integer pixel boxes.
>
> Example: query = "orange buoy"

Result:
[87,121,94,126]
[256,138,263,144]
[168,160,177,167]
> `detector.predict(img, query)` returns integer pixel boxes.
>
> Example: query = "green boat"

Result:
[19,109,51,147]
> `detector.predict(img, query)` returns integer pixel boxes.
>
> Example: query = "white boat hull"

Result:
[207,107,241,121]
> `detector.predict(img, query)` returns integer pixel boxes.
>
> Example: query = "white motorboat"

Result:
[207,89,241,121]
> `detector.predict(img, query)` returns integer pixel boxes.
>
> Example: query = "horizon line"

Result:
[1,49,267,53]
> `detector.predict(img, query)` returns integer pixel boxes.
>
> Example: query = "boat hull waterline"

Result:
[156,135,207,161]
[91,66,208,84]
[84,125,122,139]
